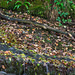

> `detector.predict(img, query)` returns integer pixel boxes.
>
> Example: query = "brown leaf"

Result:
[2,65,5,69]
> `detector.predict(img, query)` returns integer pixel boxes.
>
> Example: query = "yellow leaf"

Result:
[58,73,60,75]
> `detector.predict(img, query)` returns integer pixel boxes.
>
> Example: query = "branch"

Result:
[0,12,75,37]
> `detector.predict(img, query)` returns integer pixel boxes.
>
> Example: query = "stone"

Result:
[7,73,16,75]
[0,71,7,75]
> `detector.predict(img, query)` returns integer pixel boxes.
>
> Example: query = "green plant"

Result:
[7,0,12,4]
[54,0,74,26]
[14,0,31,11]
[29,0,45,18]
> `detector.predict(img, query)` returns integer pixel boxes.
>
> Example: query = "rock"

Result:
[8,47,14,50]
[23,73,27,75]
[0,71,7,75]
[7,47,16,53]
[7,73,16,75]
[0,43,8,51]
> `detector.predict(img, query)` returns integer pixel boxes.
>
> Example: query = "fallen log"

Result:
[0,12,75,37]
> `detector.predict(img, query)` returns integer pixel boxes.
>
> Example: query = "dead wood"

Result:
[0,12,75,37]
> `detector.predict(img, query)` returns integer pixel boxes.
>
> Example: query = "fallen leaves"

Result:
[0,8,75,74]
[4,51,12,55]
[2,65,5,69]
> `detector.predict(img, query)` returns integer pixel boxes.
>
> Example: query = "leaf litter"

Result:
[0,8,75,74]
